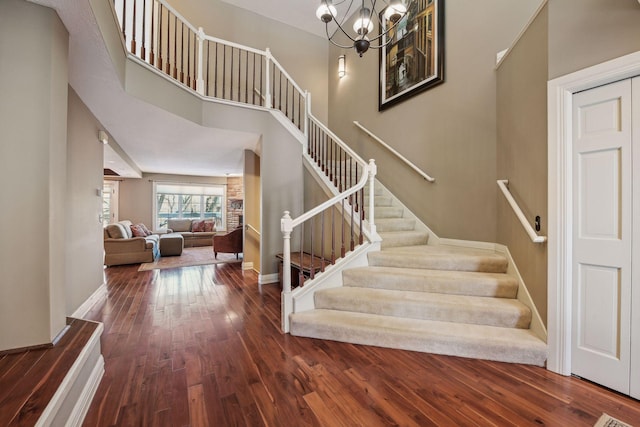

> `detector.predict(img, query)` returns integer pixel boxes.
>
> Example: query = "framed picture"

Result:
[379,0,444,110]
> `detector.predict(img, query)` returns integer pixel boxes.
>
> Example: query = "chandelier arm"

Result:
[328,0,356,31]
[367,7,406,44]
[326,9,358,44]
[325,25,355,49]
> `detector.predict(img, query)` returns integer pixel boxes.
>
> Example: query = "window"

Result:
[102,180,119,226]
[154,183,225,230]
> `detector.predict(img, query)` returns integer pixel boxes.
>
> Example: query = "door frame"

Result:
[547,50,640,376]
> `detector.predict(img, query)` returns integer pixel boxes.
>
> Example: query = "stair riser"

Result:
[368,253,508,273]
[290,318,546,366]
[342,270,518,298]
[375,207,404,218]
[375,219,416,232]
[379,234,429,248]
[365,196,393,206]
[314,293,531,329]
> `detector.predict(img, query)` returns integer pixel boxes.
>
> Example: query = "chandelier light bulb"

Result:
[353,8,374,35]
[316,1,337,23]
[384,1,407,23]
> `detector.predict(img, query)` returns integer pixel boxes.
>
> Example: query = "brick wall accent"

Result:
[227,177,244,230]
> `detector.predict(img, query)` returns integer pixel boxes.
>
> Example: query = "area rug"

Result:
[138,246,241,271]
[594,413,633,427]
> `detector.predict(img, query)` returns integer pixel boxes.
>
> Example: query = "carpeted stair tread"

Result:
[375,206,404,218]
[290,309,547,366]
[315,287,531,328]
[342,266,518,298]
[379,231,430,248]
[375,218,416,232]
[365,195,393,206]
[369,245,508,273]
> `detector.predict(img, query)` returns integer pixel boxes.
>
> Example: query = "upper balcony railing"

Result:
[113,0,306,132]
[111,0,377,332]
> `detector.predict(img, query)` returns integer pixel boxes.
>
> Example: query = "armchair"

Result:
[212,227,243,259]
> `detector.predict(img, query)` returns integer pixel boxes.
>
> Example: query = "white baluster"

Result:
[265,48,272,108]
[196,27,205,95]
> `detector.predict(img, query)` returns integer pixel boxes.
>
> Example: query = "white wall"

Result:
[0,0,69,350]
[65,88,106,316]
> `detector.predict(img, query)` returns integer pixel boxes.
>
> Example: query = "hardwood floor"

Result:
[84,263,640,426]
[0,319,99,426]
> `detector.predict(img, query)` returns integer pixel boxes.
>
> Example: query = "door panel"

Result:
[572,79,632,395]
[576,264,620,358]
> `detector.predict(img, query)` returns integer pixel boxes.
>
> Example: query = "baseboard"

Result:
[435,238,547,342]
[374,179,440,245]
[71,283,108,319]
[66,354,105,427]
[438,238,500,251]
[242,261,254,270]
[496,244,548,342]
[36,322,105,427]
[259,273,279,285]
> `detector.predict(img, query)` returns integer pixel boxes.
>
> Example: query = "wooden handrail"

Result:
[245,223,260,236]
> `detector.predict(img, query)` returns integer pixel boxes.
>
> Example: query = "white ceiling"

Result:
[29,0,356,178]
[220,0,353,39]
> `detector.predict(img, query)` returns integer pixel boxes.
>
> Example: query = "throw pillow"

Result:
[105,223,127,239]
[130,224,147,237]
[138,223,152,236]
[204,220,215,232]
[192,220,206,232]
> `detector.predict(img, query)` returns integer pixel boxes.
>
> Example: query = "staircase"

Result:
[107,2,546,366]
[290,186,547,366]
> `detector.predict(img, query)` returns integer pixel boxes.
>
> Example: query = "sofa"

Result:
[103,220,159,266]
[213,226,243,259]
[166,219,216,247]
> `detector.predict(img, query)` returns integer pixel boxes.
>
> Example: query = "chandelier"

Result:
[315,0,411,57]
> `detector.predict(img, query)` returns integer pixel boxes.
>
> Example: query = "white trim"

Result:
[495,0,548,69]
[65,354,105,427]
[36,322,105,427]
[497,244,547,341]
[259,273,279,285]
[71,284,107,319]
[547,50,640,376]
[241,261,254,270]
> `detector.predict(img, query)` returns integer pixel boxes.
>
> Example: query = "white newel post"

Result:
[368,159,377,236]
[281,211,293,333]
[265,48,272,108]
[196,27,205,95]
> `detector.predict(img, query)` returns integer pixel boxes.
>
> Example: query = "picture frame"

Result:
[379,0,444,111]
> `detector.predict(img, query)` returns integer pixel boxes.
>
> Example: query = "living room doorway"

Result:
[102,180,119,226]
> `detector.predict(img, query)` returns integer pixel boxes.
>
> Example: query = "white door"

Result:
[571,79,632,395]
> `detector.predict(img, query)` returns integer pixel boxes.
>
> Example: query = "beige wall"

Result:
[171,0,329,123]
[548,0,640,79]
[0,0,68,350]
[66,88,107,316]
[496,6,549,325]
[119,173,227,229]
[243,149,261,272]
[327,0,541,243]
